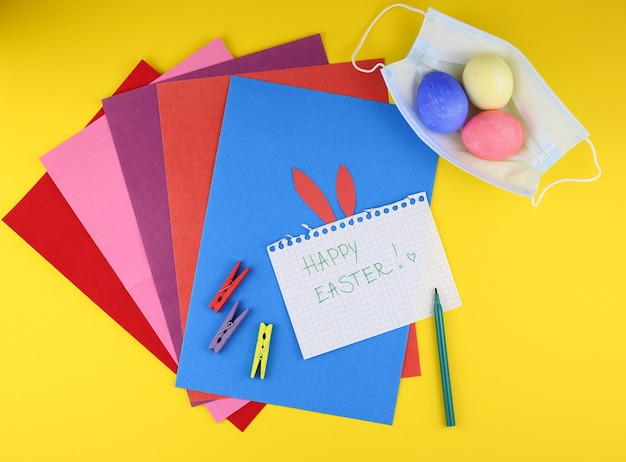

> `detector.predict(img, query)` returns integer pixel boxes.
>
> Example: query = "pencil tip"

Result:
[435,288,438,294]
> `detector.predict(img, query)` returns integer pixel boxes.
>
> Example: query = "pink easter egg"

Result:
[461,110,524,160]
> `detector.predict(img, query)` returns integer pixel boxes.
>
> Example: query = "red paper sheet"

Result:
[3,61,176,372]
[228,401,266,432]
[2,60,259,430]
[157,60,421,378]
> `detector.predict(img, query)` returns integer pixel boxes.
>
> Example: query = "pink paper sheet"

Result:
[39,38,233,365]
[205,398,249,423]
[39,37,328,423]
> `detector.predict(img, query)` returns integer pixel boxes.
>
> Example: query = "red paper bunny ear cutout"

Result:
[336,164,356,217]
[292,168,337,224]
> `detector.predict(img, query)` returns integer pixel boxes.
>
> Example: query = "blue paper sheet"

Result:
[176,77,439,424]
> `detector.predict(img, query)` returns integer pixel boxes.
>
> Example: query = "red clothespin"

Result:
[208,301,250,353]
[209,261,250,312]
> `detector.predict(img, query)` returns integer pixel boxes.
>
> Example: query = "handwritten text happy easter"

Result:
[301,241,411,303]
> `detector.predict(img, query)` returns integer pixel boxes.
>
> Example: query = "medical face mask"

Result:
[352,4,601,205]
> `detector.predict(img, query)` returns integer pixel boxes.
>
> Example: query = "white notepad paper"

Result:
[267,192,461,359]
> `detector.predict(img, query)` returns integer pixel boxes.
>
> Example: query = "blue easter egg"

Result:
[416,71,469,133]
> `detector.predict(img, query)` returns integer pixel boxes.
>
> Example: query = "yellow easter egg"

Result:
[462,54,514,110]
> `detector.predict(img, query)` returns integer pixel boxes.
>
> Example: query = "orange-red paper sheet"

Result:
[157,61,421,378]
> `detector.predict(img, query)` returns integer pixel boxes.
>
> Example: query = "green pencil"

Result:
[434,288,455,427]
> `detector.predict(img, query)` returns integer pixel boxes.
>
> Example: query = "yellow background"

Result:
[1,0,625,460]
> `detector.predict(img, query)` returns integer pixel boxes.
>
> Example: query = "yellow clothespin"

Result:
[250,322,273,379]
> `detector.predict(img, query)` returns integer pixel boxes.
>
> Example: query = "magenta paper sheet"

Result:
[101,35,328,357]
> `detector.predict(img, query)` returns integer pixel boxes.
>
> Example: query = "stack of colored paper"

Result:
[3,32,460,430]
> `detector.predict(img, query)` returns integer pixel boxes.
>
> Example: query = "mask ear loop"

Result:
[531,138,602,206]
[351,3,426,74]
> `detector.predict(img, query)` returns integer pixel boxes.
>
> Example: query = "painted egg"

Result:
[462,54,514,110]
[461,110,524,160]
[416,71,469,134]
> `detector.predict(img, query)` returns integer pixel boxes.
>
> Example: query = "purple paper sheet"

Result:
[102,35,328,356]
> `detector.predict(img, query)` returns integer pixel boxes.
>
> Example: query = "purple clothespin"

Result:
[209,301,250,353]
